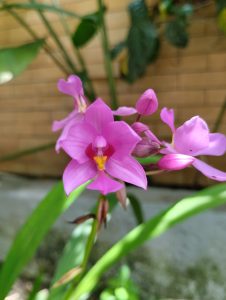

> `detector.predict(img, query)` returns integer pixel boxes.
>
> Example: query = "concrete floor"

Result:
[1,173,226,300]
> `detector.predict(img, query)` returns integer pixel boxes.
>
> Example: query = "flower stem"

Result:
[97,0,118,110]
[63,217,98,300]
[7,9,70,75]
[29,0,77,74]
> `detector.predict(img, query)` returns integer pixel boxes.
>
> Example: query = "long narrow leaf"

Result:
[0,181,88,300]
[69,183,226,299]
[47,194,118,299]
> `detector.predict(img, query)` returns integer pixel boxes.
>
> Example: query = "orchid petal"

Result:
[103,121,141,158]
[136,89,158,116]
[195,133,226,156]
[131,122,149,134]
[158,154,195,171]
[160,142,176,154]
[113,106,137,116]
[84,98,114,133]
[174,116,209,156]
[61,122,97,163]
[88,171,123,195]
[52,110,79,132]
[106,157,147,189]
[160,107,175,133]
[63,160,96,195]
[57,75,84,98]
[192,159,226,182]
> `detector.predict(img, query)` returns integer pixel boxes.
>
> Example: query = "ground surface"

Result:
[1,173,226,300]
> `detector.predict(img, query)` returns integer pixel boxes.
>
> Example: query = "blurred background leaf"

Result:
[0,39,44,84]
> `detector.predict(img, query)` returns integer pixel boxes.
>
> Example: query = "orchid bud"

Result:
[97,197,109,229]
[116,184,128,209]
[131,122,149,135]
[133,137,160,158]
[157,154,195,171]
[135,89,158,116]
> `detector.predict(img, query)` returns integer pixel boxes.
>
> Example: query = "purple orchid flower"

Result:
[61,99,147,195]
[52,75,88,152]
[113,89,158,117]
[158,107,226,181]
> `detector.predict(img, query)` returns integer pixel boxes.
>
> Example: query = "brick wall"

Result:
[0,0,225,186]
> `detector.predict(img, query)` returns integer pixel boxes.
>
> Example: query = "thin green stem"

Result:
[0,2,83,19]
[212,97,226,132]
[51,0,96,99]
[63,217,98,300]
[7,9,70,75]
[97,0,118,110]
[29,0,77,74]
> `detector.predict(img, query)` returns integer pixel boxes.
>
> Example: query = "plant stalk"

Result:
[52,0,96,100]
[7,9,70,75]
[29,0,77,74]
[97,0,118,110]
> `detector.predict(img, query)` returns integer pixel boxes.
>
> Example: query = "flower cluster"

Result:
[53,75,226,199]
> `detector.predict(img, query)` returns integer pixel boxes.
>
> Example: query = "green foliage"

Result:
[67,183,226,299]
[128,193,144,225]
[100,265,140,300]
[165,19,189,48]
[125,0,159,82]
[72,12,101,48]
[110,41,126,60]
[217,7,226,34]
[0,39,44,84]
[136,155,161,165]
[0,181,87,300]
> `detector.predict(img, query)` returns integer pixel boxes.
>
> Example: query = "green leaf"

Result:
[69,183,226,299]
[165,19,188,48]
[136,155,161,165]
[216,0,226,14]
[0,39,44,84]
[110,41,126,60]
[48,194,118,299]
[0,181,88,300]
[72,12,101,48]
[217,8,226,34]
[125,0,159,82]
[127,193,144,225]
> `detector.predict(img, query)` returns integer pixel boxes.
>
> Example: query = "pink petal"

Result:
[106,156,147,189]
[63,160,96,195]
[87,171,123,195]
[57,75,84,98]
[160,142,176,154]
[160,107,175,133]
[135,89,158,116]
[52,110,79,132]
[113,106,137,116]
[158,154,195,171]
[195,133,226,156]
[192,159,226,182]
[84,98,114,133]
[61,122,97,163]
[174,116,209,156]
[103,121,141,158]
